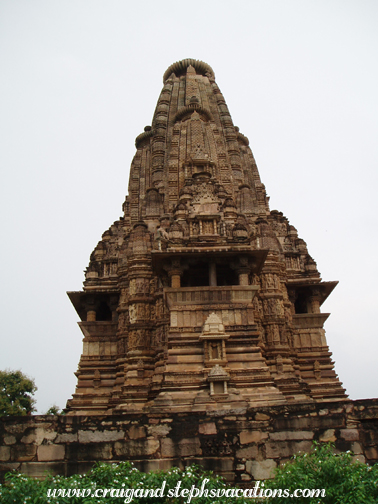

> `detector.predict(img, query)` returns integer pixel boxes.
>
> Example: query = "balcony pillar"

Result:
[209,262,217,286]
[238,271,249,285]
[170,273,181,288]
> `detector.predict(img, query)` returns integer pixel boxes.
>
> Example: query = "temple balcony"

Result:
[164,285,259,330]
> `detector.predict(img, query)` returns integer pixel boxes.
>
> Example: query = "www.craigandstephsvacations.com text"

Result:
[47,478,326,502]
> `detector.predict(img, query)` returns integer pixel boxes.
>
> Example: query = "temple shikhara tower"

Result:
[3,58,377,484]
[67,59,346,415]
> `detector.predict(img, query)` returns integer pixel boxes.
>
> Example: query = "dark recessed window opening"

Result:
[96,301,112,321]
[216,264,238,286]
[181,261,238,287]
[181,261,209,287]
[295,289,310,314]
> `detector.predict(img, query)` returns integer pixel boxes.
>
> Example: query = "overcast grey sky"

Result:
[1,0,377,413]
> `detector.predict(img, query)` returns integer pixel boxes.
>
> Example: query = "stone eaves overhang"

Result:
[286,280,338,306]
[67,291,120,321]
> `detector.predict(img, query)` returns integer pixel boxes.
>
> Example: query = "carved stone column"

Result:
[231,255,252,286]
[163,258,186,288]
[209,262,217,287]
[120,221,155,406]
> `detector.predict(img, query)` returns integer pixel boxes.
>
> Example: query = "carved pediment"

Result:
[190,182,220,216]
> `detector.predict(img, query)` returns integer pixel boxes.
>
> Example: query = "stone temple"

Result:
[2,60,377,483]
[67,58,346,415]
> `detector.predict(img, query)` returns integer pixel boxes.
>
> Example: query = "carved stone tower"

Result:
[67,59,346,414]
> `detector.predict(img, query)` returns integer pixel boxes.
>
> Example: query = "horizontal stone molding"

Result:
[292,313,330,329]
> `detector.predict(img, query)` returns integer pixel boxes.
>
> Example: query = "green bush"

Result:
[0,462,248,504]
[1,443,377,503]
[264,442,378,503]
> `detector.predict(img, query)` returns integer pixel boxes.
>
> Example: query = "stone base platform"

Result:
[1,399,377,483]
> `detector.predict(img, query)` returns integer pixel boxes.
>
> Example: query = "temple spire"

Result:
[67,59,346,415]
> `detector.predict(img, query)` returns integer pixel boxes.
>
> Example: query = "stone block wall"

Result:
[1,399,377,483]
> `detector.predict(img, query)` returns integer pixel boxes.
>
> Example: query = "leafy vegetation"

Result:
[44,404,64,415]
[265,442,378,503]
[0,369,37,416]
[0,463,247,504]
[0,443,377,503]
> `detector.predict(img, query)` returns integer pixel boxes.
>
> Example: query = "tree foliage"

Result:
[44,404,62,415]
[0,369,37,416]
